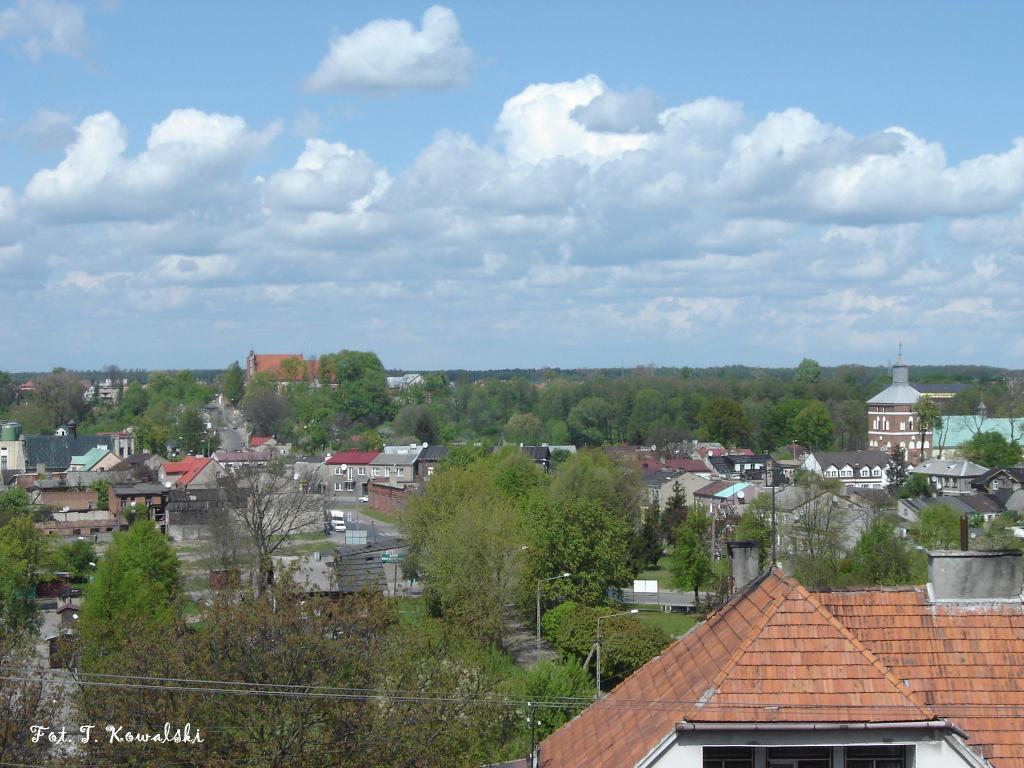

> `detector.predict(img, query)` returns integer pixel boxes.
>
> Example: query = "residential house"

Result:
[518,444,552,471]
[662,458,712,476]
[325,450,380,496]
[693,480,759,518]
[386,373,424,390]
[971,466,1024,494]
[96,430,135,458]
[107,453,165,482]
[773,483,876,548]
[707,453,770,481]
[370,449,421,485]
[898,494,1006,525]
[31,481,100,512]
[212,449,272,473]
[110,483,168,532]
[14,432,121,474]
[801,449,889,489]
[69,446,120,473]
[84,378,128,405]
[643,469,687,511]
[908,458,989,496]
[417,445,450,478]
[538,550,1024,768]
[159,456,223,490]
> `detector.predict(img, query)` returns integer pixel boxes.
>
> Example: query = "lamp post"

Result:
[536,572,571,659]
[595,609,638,698]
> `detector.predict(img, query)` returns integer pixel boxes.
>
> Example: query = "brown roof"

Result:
[818,587,1024,766]
[538,569,1015,768]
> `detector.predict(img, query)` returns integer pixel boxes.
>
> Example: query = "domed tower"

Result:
[867,352,926,463]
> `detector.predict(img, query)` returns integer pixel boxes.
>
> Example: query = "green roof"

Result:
[70,446,112,471]
[935,416,1022,449]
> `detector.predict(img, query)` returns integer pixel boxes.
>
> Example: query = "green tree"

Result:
[669,505,713,606]
[628,388,666,444]
[567,397,612,446]
[242,386,291,437]
[319,350,391,425]
[913,396,943,462]
[34,370,87,429]
[697,398,752,447]
[504,412,546,445]
[516,660,591,741]
[913,503,962,550]
[50,538,98,582]
[842,514,926,586]
[886,445,909,493]
[393,404,440,443]
[794,358,823,385]
[899,472,933,499]
[175,405,207,455]
[0,487,31,528]
[221,361,245,404]
[78,519,180,670]
[733,494,773,571]
[791,401,834,451]
[961,431,1023,468]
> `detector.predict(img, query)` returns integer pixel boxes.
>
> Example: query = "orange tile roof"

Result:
[162,456,211,487]
[539,569,1016,768]
[818,587,1024,766]
[251,354,318,381]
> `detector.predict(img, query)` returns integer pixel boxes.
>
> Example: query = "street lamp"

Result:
[536,572,571,658]
[595,609,639,698]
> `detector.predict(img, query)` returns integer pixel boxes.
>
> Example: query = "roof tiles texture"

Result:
[162,457,211,487]
[540,571,1024,768]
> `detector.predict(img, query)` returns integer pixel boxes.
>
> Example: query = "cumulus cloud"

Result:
[0,0,86,59]
[570,87,662,134]
[17,108,77,150]
[264,139,388,212]
[303,5,471,92]
[5,77,1024,369]
[25,109,279,220]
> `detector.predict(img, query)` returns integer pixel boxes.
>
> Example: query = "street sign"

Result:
[633,579,658,594]
[381,550,405,563]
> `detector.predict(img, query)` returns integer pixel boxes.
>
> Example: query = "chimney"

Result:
[727,540,760,592]
[928,550,1023,601]
[67,420,77,438]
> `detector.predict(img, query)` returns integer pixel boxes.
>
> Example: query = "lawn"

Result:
[638,556,673,587]
[634,609,699,638]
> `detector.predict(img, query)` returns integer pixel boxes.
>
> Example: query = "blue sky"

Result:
[1,1,1023,372]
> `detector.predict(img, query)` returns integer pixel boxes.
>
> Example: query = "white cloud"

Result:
[25,109,279,219]
[570,87,662,134]
[303,5,471,92]
[0,0,86,59]
[264,139,388,212]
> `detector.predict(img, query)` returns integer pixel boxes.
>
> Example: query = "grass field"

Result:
[638,556,673,586]
[634,609,699,638]
[357,508,401,527]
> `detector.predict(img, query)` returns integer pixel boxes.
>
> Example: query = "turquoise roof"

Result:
[935,416,1021,449]
[713,482,751,499]
[70,446,112,471]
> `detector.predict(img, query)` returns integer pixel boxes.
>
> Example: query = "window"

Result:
[357,467,366,476]
[427,466,435,477]
[703,747,753,768]
[767,747,830,768]
[847,745,910,768]
[873,467,882,476]
[334,483,343,492]
[372,468,381,477]
[334,467,343,475]
[383,467,390,477]
[860,467,869,476]
[345,481,355,491]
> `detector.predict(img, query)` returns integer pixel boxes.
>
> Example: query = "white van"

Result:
[329,510,346,532]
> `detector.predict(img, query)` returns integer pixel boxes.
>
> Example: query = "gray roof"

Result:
[419,445,449,462]
[23,434,116,472]
[909,458,989,478]
[866,382,922,405]
[643,469,684,488]
[370,450,421,466]
[333,546,389,594]
[901,494,1004,518]
[811,450,889,470]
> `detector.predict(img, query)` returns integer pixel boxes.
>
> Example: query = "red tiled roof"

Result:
[664,458,710,473]
[249,436,272,447]
[539,570,955,768]
[818,587,1024,765]
[325,450,380,466]
[162,456,212,487]
[251,354,319,382]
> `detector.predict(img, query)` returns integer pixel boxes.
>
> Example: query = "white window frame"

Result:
[334,466,343,475]
[357,467,366,476]
[372,467,381,477]
[333,482,343,492]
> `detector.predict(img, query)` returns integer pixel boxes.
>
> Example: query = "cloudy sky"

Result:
[2,1,1023,372]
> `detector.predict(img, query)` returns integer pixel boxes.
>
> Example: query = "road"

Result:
[209,401,246,451]
[329,501,403,547]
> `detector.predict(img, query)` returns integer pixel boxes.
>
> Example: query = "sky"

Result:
[1,1,1023,373]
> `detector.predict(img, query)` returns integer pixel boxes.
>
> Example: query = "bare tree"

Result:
[0,633,58,764]
[218,462,323,592]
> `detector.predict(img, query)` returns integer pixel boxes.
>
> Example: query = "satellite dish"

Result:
[340,464,348,472]
[736,491,745,500]
[72,613,79,620]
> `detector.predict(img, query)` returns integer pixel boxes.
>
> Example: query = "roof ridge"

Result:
[689,573,792,714]
[792,581,937,720]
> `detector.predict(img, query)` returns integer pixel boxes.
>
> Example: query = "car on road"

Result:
[358,495,369,503]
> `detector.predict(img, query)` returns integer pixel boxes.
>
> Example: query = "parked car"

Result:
[358,495,369,503]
